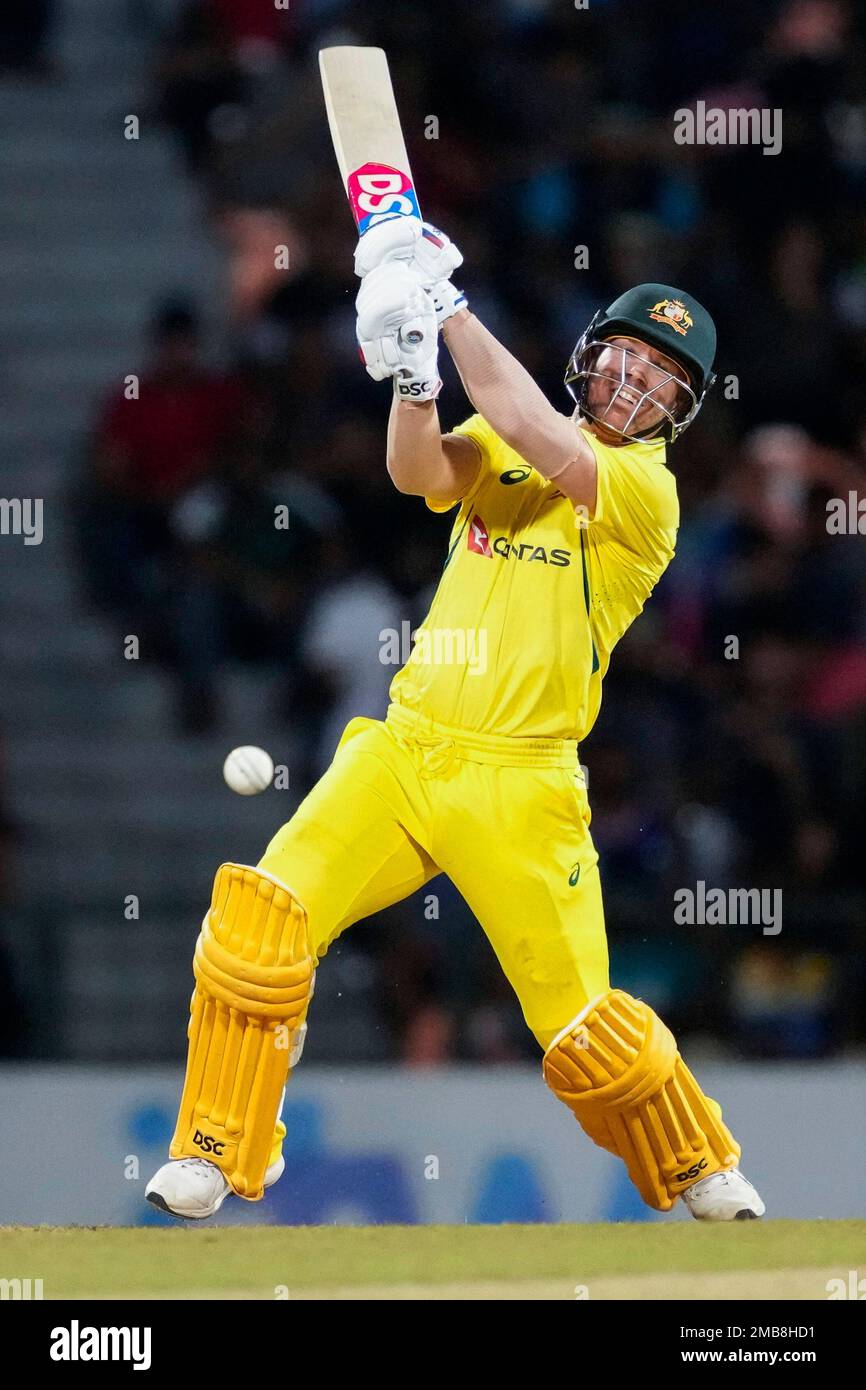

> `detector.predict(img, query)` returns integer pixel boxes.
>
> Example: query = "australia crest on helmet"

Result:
[648,298,694,336]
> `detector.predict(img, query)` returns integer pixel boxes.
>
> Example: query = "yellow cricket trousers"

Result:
[259,703,609,1050]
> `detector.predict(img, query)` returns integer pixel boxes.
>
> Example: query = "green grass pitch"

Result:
[2,1220,864,1300]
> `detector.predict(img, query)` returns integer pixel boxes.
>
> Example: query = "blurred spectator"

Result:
[80,299,253,730]
[402,1004,457,1066]
[89,297,245,508]
[154,2,248,173]
[301,531,404,770]
[154,0,297,176]
[166,444,327,732]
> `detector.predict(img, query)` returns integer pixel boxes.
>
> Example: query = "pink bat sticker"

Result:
[348,162,421,233]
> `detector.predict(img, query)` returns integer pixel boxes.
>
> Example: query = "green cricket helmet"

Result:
[564,283,717,443]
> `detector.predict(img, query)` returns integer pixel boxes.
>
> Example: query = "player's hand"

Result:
[354,216,424,278]
[411,222,463,284]
[355,220,468,327]
[426,277,469,327]
[355,262,441,400]
[354,217,462,281]
[413,223,467,326]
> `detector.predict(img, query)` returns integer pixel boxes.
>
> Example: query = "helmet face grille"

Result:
[564,315,714,444]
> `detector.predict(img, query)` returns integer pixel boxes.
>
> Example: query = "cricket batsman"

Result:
[147,218,765,1222]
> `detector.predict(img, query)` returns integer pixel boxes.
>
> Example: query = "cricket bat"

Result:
[319,46,422,234]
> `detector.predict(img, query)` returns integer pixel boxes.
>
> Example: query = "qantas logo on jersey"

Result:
[467,514,572,566]
[467,515,493,556]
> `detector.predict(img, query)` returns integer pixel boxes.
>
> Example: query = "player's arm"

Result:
[441,309,598,514]
[355,258,482,504]
[386,397,482,503]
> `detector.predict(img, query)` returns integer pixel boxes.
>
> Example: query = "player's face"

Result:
[587,336,690,437]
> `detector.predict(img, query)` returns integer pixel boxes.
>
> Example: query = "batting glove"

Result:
[354,216,424,278]
[355,261,441,401]
[355,219,468,328]
[427,275,469,327]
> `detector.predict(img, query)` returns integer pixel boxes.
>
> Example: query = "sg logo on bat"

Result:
[349,161,421,233]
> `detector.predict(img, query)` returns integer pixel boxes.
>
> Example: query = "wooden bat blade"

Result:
[319,45,421,231]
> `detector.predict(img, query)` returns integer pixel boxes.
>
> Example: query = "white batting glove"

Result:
[412,223,468,326]
[355,220,468,328]
[427,276,469,327]
[354,216,423,279]
[411,223,462,283]
[355,261,441,401]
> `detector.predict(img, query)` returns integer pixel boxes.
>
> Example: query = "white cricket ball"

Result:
[223,745,274,795]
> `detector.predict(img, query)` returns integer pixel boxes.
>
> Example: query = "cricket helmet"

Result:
[564,282,717,443]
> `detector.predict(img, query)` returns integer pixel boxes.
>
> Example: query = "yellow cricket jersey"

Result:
[388,413,679,741]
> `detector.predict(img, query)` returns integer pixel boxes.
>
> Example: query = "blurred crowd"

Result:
[11,0,866,1061]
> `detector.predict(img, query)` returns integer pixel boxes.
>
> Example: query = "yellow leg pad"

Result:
[169,863,313,1200]
[268,1119,287,1170]
[543,989,741,1211]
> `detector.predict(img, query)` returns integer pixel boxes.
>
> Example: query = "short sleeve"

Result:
[581,429,679,560]
[424,413,497,513]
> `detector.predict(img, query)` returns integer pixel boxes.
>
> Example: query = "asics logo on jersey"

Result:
[467,514,572,567]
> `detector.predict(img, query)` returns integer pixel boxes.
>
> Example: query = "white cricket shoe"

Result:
[145,1154,285,1220]
[682,1166,766,1221]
